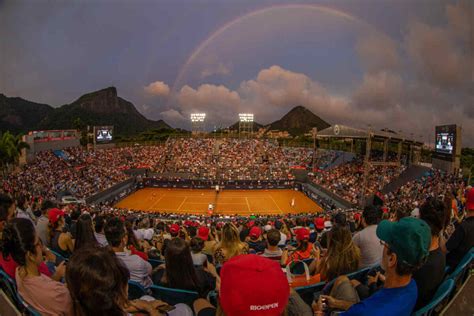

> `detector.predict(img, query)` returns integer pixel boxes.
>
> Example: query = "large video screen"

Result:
[435,125,456,156]
[95,126,113,143]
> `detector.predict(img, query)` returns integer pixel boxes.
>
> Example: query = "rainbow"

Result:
[170,3,385,97]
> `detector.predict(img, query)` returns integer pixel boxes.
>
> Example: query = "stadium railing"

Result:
[445,249,473,292]
[150,285,199,306]
[412,278,455,316]
[127,280,147,300]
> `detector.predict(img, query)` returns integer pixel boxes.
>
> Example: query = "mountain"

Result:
[0,87,171,136]
[268,106,330,135]
[0,94,54,133]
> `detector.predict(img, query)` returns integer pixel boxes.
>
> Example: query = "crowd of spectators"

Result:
[163,138,336,181]
[3,140,341,203]
[0,141,472,315]
[0,183,472,315]
[311,156,405,204]
[3,146,166,200]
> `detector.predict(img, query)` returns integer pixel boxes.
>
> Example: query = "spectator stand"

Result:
[317,124,423,206]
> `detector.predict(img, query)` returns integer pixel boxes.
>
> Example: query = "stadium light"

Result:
[190,113,206,122]
[239,113,254,122]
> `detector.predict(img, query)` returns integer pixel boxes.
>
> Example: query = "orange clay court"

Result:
[115,188,322,216]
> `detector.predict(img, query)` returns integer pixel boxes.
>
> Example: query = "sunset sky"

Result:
[0,0,472,145]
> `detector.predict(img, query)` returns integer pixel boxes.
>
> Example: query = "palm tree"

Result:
[0,131,29,176]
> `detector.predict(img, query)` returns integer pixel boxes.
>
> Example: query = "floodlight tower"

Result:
[238,113,254,138]
[190,113,206,135]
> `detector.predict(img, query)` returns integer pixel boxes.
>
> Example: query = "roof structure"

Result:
[317,124,423,146]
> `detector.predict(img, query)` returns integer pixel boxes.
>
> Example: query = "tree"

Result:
[0,131,29,176]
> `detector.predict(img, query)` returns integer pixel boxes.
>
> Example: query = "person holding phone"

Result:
[313,218,431,316]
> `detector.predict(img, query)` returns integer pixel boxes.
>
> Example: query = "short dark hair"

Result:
[420,197,446,236]
[295,218,304,227]
[274,221,283,230]
[190,237,204,253]
[333,212,347,227]
[15,195,27,210]
[266,229,281,246]
[40,200,55,213]
[94,215,106,233]
[104,217,126,247]
[363,205,383,225]
[66,247,129,316]
[387,246,425,276]
[0,194,14,222]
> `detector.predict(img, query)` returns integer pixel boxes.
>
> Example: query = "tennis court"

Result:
[115,188,322,216]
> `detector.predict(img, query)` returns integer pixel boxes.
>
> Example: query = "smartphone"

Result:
[321,297,328,311]
[367,266,383,277]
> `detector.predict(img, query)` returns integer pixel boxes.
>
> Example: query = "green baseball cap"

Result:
[376,217,431,266]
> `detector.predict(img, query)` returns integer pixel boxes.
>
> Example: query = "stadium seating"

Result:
[289,258,314,275]
[0,268,18,308]
[150,285,199,306]
[0,268,41,316]
[16,293,41,316]
[412,278,455,316]
[127,280,147,300]
[446,249,473,290]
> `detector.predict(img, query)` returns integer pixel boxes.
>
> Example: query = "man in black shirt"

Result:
[445,188,474,268]
[413,197,447,311]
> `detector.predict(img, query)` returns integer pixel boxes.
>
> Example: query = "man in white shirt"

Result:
[105,217,152,288]
[352,205,384,268]
[94,215,109,247]
[35,201,55,247]
[274,221,287,246]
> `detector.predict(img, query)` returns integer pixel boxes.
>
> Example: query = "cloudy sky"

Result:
[0,0,472,145]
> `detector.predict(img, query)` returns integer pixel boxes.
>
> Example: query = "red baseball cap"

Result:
[314,217,325,230]
[466,188,474,211]
[249,226,262,239]
[220,255,290,316]
[169,224,180,235]
[48,208,65,225]
[295,227,310,241]
[197,226,210,241]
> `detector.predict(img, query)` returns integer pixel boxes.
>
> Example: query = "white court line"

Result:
[147,194,165,211]
[245,197,251,212]
[177,197,187,211]
[267,194,283,215]
[178,202,247,205]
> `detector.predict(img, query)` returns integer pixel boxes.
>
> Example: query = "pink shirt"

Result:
[15,269,73,316]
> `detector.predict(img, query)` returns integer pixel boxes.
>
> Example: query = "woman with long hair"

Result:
[313,225,360,281]
[213,223,249,265]
[74,213,98,251]
[67,246,168,316]
[1,218,71,315]
[152,237,217,297]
